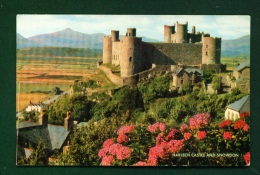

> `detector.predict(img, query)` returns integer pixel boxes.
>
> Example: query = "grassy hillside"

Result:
[17,47,102,58]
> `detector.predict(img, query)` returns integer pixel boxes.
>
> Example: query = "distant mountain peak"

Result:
[64,28,73,31]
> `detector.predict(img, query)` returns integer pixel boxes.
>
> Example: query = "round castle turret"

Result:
[202,35,221,64]
[120,28,142,77]
[176,21,188,43]
[111,30,119,42]
[126,28,136,37]
[164,25,175,43]
[103,30,120,64]
[103,36,112,64]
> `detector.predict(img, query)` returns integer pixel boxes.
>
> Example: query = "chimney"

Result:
[64,111,73,131]
[38,109,48,126]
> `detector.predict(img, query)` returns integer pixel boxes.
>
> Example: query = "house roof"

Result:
[17,121,41,129]
[226,95,250,113]
[185,68,203,76]
[173,68,203,76]
[18,123,70,151]
[173,68,183,75]
[48,124,70,150]
[234,61,250,71]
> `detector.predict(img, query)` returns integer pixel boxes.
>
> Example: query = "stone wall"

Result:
[98,65,123,86]
[142,42,202,66]
[122,64,173,86]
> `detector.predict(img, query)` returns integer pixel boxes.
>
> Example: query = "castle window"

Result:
[181,80,183,85]
[206,45,208,48]
[206,52,208,56]
[129,57,132,61]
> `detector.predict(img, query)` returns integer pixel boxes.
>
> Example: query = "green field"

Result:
[17,47,102,57]
[221,57,250,70]
[16,82,71,93]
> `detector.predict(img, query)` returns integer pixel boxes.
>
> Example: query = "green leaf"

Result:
[235,143,242,147]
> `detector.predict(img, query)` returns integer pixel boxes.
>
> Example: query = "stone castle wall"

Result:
[122,65,173,86]
[98,65,123,86]
[142,42,203,66]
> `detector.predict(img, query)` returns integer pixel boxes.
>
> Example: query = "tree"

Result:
[46,94,91,125]
[212,76,221,91]
[22,110,39,122]
[139,75,170,106]
[202,70,213,84]
[52,87,62,95]
[56,118,119,166]
[17,140,47,166]
[178,82,192,95]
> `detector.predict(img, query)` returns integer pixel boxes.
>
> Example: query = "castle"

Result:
[102,21,223,86]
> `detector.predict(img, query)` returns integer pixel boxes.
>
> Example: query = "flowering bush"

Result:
[197,131,207,140]
[219,120,232,128]
[147,122,166,133]
[243,152,250,165]
[223,131,232,140]
[189,113,211,129]
[98,112,250,166]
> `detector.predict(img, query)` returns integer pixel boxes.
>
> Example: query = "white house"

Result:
[224,95,250,121]
[25,101,45,112]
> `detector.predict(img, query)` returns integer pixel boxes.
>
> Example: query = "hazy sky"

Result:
[17,15,250,41]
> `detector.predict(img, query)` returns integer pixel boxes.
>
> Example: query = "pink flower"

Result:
[197,131,207,140]
[184,132,191,140]
[165,128,178,141]
[133,161,148,166]
[108,143,122,155]
[117,133,129,143]
[103,138,114,148]
[243,124,250,132]
[166,139,184,153]
[101,155,115,166]
[243,152,250,165]
[117,125,136,135]
[98,148,109,158]
[116,146,132,160]
[159,122,166,132]
[149,144,166,158]
[223,131,232,140]
[180,124,189,132]
[147,154,157,166]
[147,122,166,133]
[156,133,164,145]
[189,113,211,129]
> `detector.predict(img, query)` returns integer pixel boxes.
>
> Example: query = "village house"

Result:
[172,68,203,90]
[231,61,250,93]
[17,110,75,164]
[25,101,45,112]
[224,95,250,121]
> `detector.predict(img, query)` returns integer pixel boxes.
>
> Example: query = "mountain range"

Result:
[17,28,250,58]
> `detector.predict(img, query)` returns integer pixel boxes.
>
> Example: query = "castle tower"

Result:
[120,28,142,77]
[202,35,221,65]
[192,26,196,34]
[126,28,136,37]
[111,30,119,42]
[176,21,188,43]
[103,36,112,64]
[38,109,48,126]
[164,25,175,43]
[64,111,73,131]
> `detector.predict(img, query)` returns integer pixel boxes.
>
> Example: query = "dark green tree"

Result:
[46,94,91,125]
